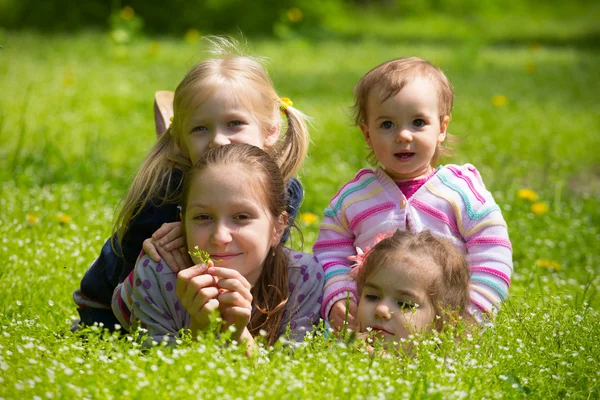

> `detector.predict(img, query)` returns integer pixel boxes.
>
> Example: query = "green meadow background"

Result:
[1,1,599,398]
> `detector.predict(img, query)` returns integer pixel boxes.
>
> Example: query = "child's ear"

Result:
[360,123,373,148]
[438,116,450,143]
[264,123,281,149]
[271,212,288,246]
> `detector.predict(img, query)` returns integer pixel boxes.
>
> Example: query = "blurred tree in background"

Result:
[2,0,595,39]
[0,0,342,36]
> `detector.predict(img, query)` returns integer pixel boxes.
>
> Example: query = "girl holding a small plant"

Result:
[112,144,323,347]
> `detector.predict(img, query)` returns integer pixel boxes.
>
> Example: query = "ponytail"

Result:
[273,105,310,181]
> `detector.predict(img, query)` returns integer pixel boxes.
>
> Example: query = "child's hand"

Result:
[208,266,253,339]
[329,298,358,332]
[144,222,191,272]
[176,261,219,331]
[153,222,186,252]
[143,237,191,273]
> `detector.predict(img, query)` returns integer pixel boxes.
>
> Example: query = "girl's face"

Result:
[183,164,280,286]
[182,86,280,165]
[357,252,437,344]
[360,77,449,182]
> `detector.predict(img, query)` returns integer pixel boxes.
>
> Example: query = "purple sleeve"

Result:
[112,253,189,343]
[279,250,324,341]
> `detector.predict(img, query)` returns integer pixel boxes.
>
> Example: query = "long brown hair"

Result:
[113,36,310,249]
[356,230,471,332]
[180,143,289,345]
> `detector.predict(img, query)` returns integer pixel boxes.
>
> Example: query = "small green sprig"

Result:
[188,246,221,264]
[189,246,212,264]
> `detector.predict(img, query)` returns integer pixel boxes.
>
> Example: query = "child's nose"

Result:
[396,128,413,142]
[374,303,392,320]
[210,222,232,245]
[209,131,231,149]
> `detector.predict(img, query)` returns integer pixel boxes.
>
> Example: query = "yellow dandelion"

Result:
[287,7,304,23]
[63,74,74,87]
[62,66,74,86]
[529,41,542,52]
[536,259,561,271]
[26,214,39,225]
[517,188,539,201]
[120,6,135,21]
[299,212,318,225]
[525,62,537,73]
[492,95,507,107]
[58,213,72,225]
[531,202,549,216]
[184,28,201,44]
[148,42,160,56]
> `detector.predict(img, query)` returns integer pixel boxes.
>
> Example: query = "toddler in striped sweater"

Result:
[313,57,512,330]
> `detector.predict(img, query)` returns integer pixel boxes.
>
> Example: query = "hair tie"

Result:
[347,232,395,278]
[280,97,293,116]
[169,116,174,123]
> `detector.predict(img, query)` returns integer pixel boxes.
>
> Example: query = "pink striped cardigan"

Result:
[313,164,512,321]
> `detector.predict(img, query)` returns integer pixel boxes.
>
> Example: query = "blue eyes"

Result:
[379,119,427,129]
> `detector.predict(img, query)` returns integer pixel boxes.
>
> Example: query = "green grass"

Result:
[1,14,600,398]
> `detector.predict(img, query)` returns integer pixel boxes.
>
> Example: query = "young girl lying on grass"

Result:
[112,144,322,347]
[354,230,472,348]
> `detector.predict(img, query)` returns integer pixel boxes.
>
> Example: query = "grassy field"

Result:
[1,10,599,398]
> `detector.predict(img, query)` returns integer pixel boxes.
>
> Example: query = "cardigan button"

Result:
[400,199,407,208]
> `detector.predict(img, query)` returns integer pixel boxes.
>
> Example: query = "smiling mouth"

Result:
[210,253,241,261]
[394,152,415,161]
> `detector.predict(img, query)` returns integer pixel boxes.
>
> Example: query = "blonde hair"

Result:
[356,230,471,332]
[181,144,289,346]
[353,56,455,166]
[113,37,310,248]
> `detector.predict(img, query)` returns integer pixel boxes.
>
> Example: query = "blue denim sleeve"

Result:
[282,177,304,243]
[76,171,184,327]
